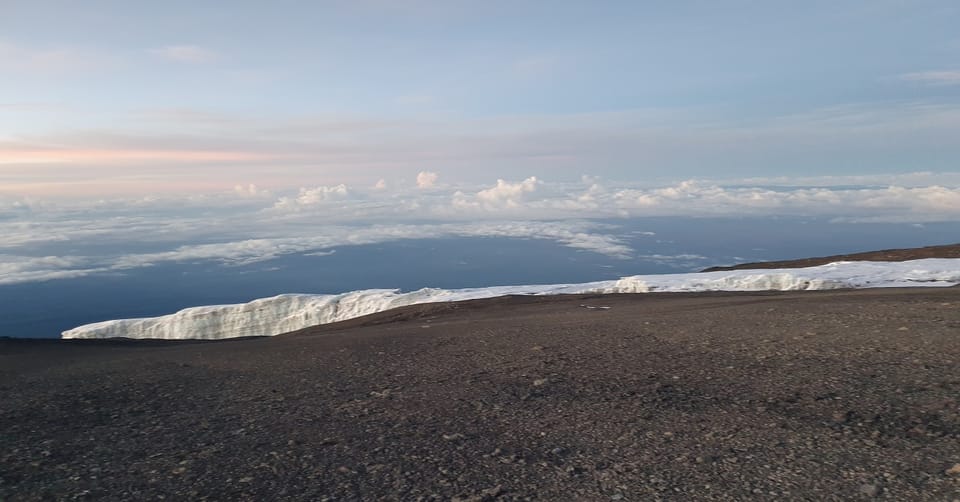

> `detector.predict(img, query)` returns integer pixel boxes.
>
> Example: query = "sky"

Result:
[2,0,960,293]
[1,0,959,197]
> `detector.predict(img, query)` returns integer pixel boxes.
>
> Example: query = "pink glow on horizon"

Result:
[0,178,273,198]
[0,162,378,198]
[0,148,273,164]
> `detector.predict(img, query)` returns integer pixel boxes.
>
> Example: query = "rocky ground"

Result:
[702,243,960,271]
[2,286,960,500]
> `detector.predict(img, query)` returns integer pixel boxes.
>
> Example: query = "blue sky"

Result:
[2,0,960,196]
[4,1,957,114]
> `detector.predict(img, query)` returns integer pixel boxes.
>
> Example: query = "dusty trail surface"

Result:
[2,287,960,500]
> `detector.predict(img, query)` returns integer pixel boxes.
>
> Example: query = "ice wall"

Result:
[62,259,960,340]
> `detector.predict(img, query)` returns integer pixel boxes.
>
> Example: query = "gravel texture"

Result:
[702,243,960,272]
[2,287,960,501]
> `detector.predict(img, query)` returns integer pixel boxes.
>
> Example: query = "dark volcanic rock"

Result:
[2,287,960,500]
[702,242,960,272]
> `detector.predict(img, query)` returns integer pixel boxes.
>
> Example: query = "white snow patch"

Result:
[62,259,960,340]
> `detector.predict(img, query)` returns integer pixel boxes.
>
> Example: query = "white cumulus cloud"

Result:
[272,184,350,211]
[416,171,438,189]
[234,183,271,197]
[476,177,540,207]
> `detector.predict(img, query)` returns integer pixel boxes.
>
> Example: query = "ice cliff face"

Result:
[62,258,960,340]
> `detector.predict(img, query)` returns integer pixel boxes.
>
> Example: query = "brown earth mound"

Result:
[702,243,960,272]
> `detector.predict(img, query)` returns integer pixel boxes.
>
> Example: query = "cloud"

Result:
[3,174,960,285]
[0,255,105,285]
[272,184,351,211]
[468,177,541,209]
[151,45,219,63]
[416,171,438,189]
[899,70,960,86]
[608,181,960,221]
[233,184,271,197]
[729,171,960,188]
[0,41,109,74]
[0,219,633,285]
[112,221,632,267]
[477,177,539,204]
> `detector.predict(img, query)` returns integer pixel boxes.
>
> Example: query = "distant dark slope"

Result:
[703,243,960,272]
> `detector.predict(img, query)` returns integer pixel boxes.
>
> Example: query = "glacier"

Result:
[62,258,960,340]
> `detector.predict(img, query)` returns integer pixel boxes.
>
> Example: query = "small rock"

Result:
[859,484,880,497]
[442,433,467,441]
[533,378,548,387]
[832,410,852,423]
[452,486,502,502]
[481,485,503,498]
[946,463,960,476]
[239,476,254,483]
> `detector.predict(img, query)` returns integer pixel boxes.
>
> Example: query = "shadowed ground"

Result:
[2,286,959,500]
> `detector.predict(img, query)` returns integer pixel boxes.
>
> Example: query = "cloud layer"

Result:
[900,70,960,86]
[2,173,959,285]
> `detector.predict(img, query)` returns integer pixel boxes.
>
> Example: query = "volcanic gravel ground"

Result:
[2,288,960,500]
[703,243,960,271]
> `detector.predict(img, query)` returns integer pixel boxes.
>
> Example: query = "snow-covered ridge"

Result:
[62,259,960,340]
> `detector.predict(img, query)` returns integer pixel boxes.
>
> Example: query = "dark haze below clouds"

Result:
[2,217,958,339]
